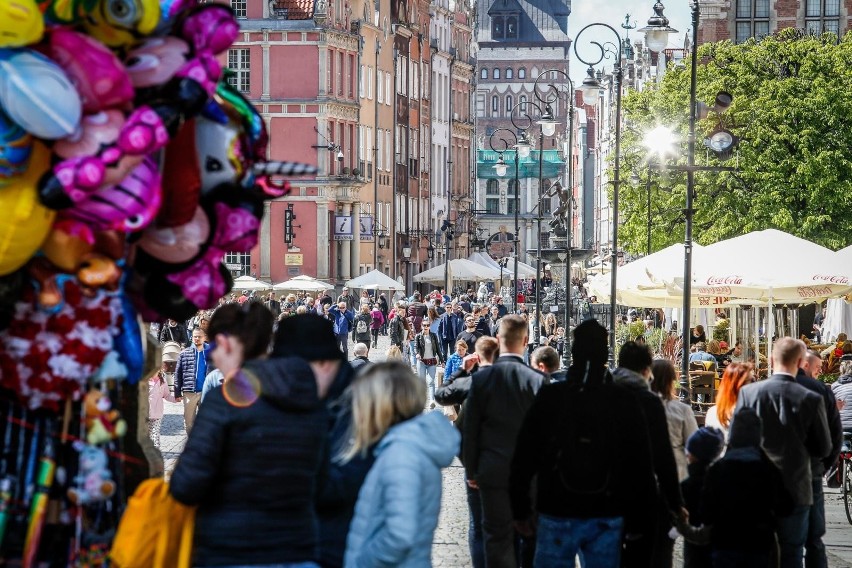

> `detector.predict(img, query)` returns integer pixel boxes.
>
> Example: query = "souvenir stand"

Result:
[0,2,315,563]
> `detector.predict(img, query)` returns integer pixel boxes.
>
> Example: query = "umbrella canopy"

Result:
[345,269,405,291]
[499,257,537,278]
[413,259,501,284]
[272,275,334,292]
[690,229,852,303]
[468,252,501,270]
[232,275,272,291]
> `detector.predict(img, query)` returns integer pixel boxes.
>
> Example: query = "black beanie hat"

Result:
[729,407,763,449]
[272,314,344,361]
[572,319,609,364]
[686,427,725,464]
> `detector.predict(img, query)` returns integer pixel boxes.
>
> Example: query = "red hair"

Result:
[715,362,754,428]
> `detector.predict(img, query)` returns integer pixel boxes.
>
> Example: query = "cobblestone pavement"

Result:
[156,330,852,567]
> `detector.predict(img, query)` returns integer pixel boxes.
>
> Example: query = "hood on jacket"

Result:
[242,357,322,411]
[837,373,852,385]
[612,367,651,391]
[377,411,460,468]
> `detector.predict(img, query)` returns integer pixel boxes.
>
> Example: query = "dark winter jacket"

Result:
[796,370,844,474]
[415,331,444,364]
[681,461,712,568]
[174,345,208,397]
[406,301,427,329]
[510,365,657,525]
[437,311,464,344]
[170,357,327,566]
[388,314,407,346]
[158,322,189,346]
[351,313,372,343]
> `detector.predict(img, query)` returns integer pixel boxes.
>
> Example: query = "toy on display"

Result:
[0,0,318,563]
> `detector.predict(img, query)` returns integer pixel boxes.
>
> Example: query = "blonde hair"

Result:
[385,345,403,360]
[339,362,426,462]
[707,339,721,355]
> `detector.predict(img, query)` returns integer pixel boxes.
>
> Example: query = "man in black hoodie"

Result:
[613,341,685,568]
[510,320,658,567]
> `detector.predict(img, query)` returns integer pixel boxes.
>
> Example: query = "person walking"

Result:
[438,302,465,361]
[415,320,444,408]
[174,328,209,434]
[388,306,409,350]
[369,303,384,348]
[265,291,281,318]
[147,344,181,448]
[463,315,547,568]
[351,304,373,357]
[170,303,338,567]
[735,338,831,568]
[342,362,460,567]
[680,427,726,568]
[457,315,483,354]
[329,301,355,359]
[510,319,658,568]
[337,287,356,311]
[158,318,189,347]
[406,291,428,330]
[651,359,698,482]
[378,293,390,335]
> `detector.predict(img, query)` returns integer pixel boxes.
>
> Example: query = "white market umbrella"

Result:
[345,269,404,291]
[467,252,501,270]
[690,229,852,304]
[232,275,272,291]
[822,297,852,343]
[272,274,334,292]
[499,256,537,278]
[413,258,501,284]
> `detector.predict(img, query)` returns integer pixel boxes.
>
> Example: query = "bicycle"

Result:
[841,432,852,525]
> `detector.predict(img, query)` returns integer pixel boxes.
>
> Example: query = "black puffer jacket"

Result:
[170,357,327,566]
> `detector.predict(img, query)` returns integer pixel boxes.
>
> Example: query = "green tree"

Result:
[618,29,852,254]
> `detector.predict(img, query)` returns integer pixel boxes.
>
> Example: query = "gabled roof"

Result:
[488,0,523,16]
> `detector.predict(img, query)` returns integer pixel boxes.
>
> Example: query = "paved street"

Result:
[159,331,852,567]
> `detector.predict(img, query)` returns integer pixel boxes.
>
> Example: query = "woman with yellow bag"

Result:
[168,303,331,567]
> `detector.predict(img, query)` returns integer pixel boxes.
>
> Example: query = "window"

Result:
[481,68,488,79]
[348,55,355,97]
[359,64,365,98]
[519,94,527,108]
[507,179,517,214]
[492,16,504,39]
[327,50,334,94]
[230,0,246,17]
[337,52,344,95]
[505,95,513,115]
[377,70,383,103]
[385,130,391,170]
[377,131,383,170]
[367,65,373,99]
[493,68,500,79]
[223,252,250,276]
[475,92,486,117]
[491,95,499,117]
[735,0,770,43]
[805,0,840,34]
[411,61,419,99]
[385,73,391,104]
[227,48,250,93]
[518,68,526,79]
[422,63,429,98]
[506,68,513,79]
[486,180,500,214]
[506,16,518,38]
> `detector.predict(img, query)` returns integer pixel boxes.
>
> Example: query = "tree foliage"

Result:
[618,29,852,254]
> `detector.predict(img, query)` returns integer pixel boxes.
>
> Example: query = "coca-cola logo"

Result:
[812,275,850,285]
[696,286,732,295]
[705,275,743,286]
[798,286,833,298]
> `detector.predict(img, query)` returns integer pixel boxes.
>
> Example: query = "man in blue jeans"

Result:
[736,338,831,568]
[328,301,354,358]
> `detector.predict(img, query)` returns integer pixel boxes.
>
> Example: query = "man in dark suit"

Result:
[437,302,465,361]
[464,314,547,568]
[736,338,831,568]
[796,350,843,568]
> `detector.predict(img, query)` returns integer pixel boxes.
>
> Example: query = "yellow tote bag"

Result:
[110,478,195,568]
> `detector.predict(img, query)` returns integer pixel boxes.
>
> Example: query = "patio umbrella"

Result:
[232,275,272,291]
[345,269,405,291]
[413,259,501,284]
[272,275,333,292]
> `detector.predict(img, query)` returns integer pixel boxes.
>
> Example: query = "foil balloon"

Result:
[0,49,82,140]
[38,0,97,24]
[114,274,144,384]
[0,107,32,183]
[83,0,161,48]
[47,29,134,113]
[0,143,56,276]
[0,0,44,47]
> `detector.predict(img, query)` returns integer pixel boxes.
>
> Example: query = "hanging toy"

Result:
[0,0,44,47]
[67,442,116,505]
[83,390,127,445]
[82,0,161,48]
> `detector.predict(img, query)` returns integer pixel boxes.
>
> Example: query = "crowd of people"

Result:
[145,283,852,568]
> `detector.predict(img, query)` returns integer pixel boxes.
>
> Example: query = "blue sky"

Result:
[567,0,691,82]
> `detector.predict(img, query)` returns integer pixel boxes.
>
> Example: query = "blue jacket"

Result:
[344,411,460,568]
[330,306,355,336]
[174,344,208,397]
[445,353,465,379]
[437,311,463,344]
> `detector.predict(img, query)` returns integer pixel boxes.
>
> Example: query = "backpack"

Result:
[110,478,195,568]
[553,366,617,496]
[356,319,368,335]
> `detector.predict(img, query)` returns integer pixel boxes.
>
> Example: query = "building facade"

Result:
[698,0,852,44]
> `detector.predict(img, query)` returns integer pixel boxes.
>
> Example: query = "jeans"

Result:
[777,505,810,568]
[712,549,771,568]
[336,333,349,358]
[805,476,827,568]
[467,484,485,568]
[408,339,417,367]
[533,514,623,568]
[417,361,437,404]
[182,392,202,434]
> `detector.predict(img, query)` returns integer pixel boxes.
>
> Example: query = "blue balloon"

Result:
[114,272,144,384]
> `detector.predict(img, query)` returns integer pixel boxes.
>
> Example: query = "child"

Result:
[444,339,468,379]
[680,427,725,568]
[148,344,181,448]
[701,408,793,567]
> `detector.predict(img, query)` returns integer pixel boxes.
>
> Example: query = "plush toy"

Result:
[83,390,127,445]
[67,441,116,505]
[82,0,161,48]
[0,0,44,47]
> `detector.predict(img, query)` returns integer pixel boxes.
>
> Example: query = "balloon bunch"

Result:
[0,0,315,410]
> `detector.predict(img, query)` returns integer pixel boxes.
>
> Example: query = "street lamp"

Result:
[489,128,522,313]
[638,1,678,53]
